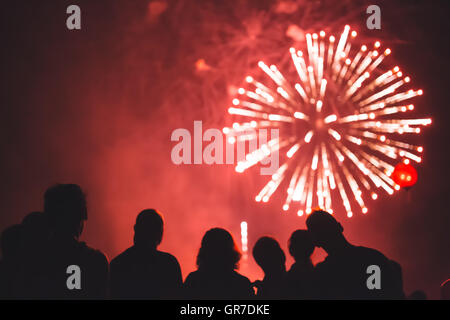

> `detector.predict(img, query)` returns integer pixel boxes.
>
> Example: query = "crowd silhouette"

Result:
[0,184,447,300]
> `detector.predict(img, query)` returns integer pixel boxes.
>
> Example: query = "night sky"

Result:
[1,0,449,299]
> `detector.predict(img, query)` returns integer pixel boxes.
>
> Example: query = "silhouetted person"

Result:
[252,236,288,299]
[389,259,405,299]
[441,279,450,300]
[183,228,254,299]
[14,211,51,298]
[286,230,316,299]
[40,184,109,299]
[306,210,404,299]
[110,209,182,299]
[0,224,22,298]
[408,290,427,300]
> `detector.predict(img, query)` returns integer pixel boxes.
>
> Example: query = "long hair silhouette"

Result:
[196,228,241,271]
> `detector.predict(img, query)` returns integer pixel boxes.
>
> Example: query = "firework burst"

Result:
[224,25,431,218]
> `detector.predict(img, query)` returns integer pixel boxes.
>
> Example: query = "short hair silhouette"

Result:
[133,209,164,248]
[22,211,45,225]
[305,210,343,248]
[196,228,241,270]
[288,230,314,262]
[44,184,87,238]
[1,224,21,260]
[20,211,49,253]
[253,236,285,273]
[21,211,48,238]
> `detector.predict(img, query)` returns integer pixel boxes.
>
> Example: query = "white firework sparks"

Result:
[240,221,248,259]
[224,25,431,218]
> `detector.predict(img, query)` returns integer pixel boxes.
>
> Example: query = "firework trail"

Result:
[240,221,248,259]
[224,25,431,218]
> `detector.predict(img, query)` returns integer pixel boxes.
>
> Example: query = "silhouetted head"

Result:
[197,228,241,271]
[408,290,427,300]
[44,184,87,239]
[306,210,344,251]
[21,211,49,250]
[253,236,286,275]
[1,224,22,260]
[22,211,48,230]
[441,279,450,300]
[133,209,164,249]
[288,229,314,262]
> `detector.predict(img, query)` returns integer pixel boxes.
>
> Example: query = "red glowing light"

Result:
[391,162,418,188]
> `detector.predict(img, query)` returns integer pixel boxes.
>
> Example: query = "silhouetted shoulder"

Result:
[318,246,389,264]
[313,259,330,276]
[286,262,315,299]
[354,246,389,260]
[110,246,182,299]
[184,270,253,299]
[39,240,109,299]
[184,270,206,287]
[110,246,135,267]
[184,270,200,283]
[314,245,402,299]
[79,242,109,266]
[183,269,252,284]
[352,246,396,270]
[156,251,180,265]
[355,246,404,298]
[78,242,109,298]
[111,247,178,268]
[232,270,253,286]
[154,250,182,278]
